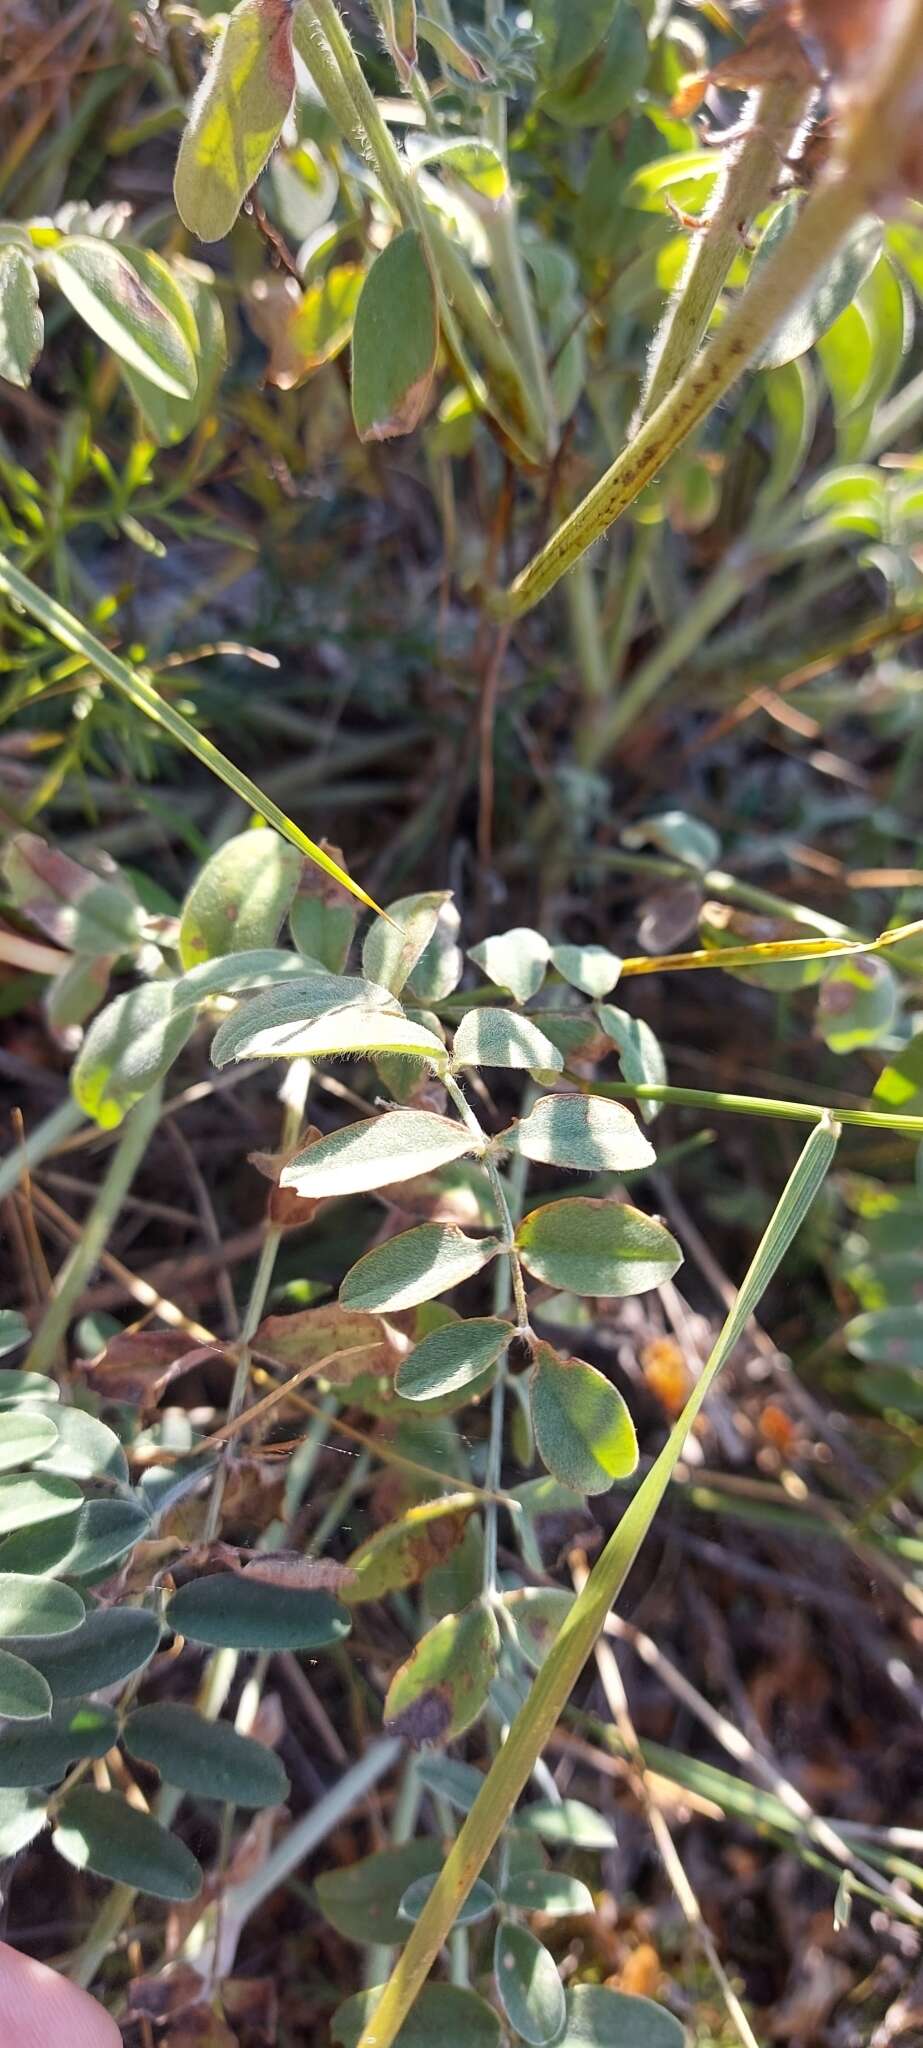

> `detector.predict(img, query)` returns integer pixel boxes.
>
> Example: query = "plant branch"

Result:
[356,1118,840,2048]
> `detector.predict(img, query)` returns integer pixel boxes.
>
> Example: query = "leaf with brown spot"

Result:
[83,1332,230,1411]
[384,1597,500,1744]
[255,1303,403,1384]
[350,230,438,442]
[342,1493,477,1604]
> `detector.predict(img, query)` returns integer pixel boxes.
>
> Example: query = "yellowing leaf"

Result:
[249,265,364,389]
[174,0,296,244]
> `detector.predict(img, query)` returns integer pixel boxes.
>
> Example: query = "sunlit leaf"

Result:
[0,1497,150,1580]
[351,230,438,441]
[550,943,622,998]
[30,1407,127,1484]
[209,972,398,1066]
[0,1316,32,1365]
[179,827,303,970]
[622,809,720,871]
[174,0,296,243]
[452,1008,563,1078]
[0,1410,59,1473]
[468,928,549,1003]
[754,201,882,369]
[596,1002,667,1121]
[384,1597,500,1744]
[341,1224,502,1313]
[72,983,197,1128]
[516,1198,681,1296]
[873,1030,923,1113]
[517,1797,617,1848]
[0,1472,81,1538]
[816,957,898,1054]
[530,1342,638,1494]
[501,1093,655,1173]
[363,891,449,996]
[52,238,198,398]
[54,1786,202,1900]
[343,1493,478,1603]
[0,246,43,388]
[499,1586,575,1669]
[282,1111,476,1198]
[0,1575,85,1638]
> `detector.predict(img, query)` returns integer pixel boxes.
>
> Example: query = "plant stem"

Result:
[25,1085,163,1377]
[496,2,923,618]
[641,79,815,420]
[583,1077,923,1139]
[0,550,380,915]
[203,1061,311,1544]
[0,1094,86,1205]
[355,1120,840,2048]
[221,1736,403,1927]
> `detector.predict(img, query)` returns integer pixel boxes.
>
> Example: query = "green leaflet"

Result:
[0,1703,117,1789]
[363,891,449,995]
[341,1225,502,1313]
[494,1923,565,2047]
[333,1986,501,2048]
[168,1575,351,1651]
[282,1111,476,1199]
[550,942,622,998]
[516,1198,682,1296]
[318,1840,443,1947]
[530,1343,638,1494]
[501,1093,654,1173]
[174,0,296,243]
[351,231,439,441]
[53,1786,202,1901]
[0,1410,59,1473]
[500,1870,594,1915]
[123,1703,289,1807]
[399,1873,495,1925]
[755,201,882,369]
[51,238,198,398]
[209,972,398,1066]
[452,1008,563,1078]
[0,1650,52,1722]
[0,1575,85,1638]
[384,1598,500,1744]
[0,1472,82,1538]
[555,1986,685,2048]
[468,927,549,1003]
[0,246,43,388]
[19,1607,161,1703]
[72,983,197,1129]
[395,1318,511,1402]
[178,826,303,969]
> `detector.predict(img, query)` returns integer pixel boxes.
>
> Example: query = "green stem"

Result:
[497,0,923,625]
[0,1094,86,1205]
[584,1077,923,1140]
[25,1086,162,1377]
[641,79,815,419]
[356,1120,840,2047]
[0,551,379,915]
